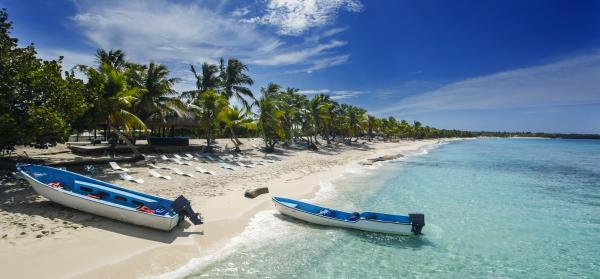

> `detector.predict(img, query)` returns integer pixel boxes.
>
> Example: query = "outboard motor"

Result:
[172,195,203,225]
[409,213,425,235]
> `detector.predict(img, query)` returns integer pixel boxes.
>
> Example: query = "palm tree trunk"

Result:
[108,123,142,158]
[229,126,241,152]
[229,126,243,145]
[206,124,211,150]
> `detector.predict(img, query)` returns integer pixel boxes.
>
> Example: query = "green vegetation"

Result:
[0,9,597,155]
[0,9,86,154]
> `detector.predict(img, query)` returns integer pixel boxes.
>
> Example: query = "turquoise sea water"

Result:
[177,139,600,278]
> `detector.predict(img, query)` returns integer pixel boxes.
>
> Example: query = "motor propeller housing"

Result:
[409,213,425,235]
[172,195,203,225]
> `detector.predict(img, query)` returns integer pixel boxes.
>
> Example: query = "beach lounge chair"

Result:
[193,153,208,163]
[220,163,236,171]
[119,173,144,184]
[171,154,193,166]
[235,153,249,159]
[184,153,197,160]
[174,154,192,161]
[168,167,194,177]
[109,161,130,172]
[170,158,184,165]
[195,167,216,175]
[149,169,172,180]
[206,155,216,161]
[266,155,280,161]
[169,157,192,166]
[147,163,171,170]
[142,154,156,161]
[160,154,169,161]
[180,160,194,166]
[236,161,254,168]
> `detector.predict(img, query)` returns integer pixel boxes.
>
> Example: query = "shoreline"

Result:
[0,139,456,278]
[158,139,452,278]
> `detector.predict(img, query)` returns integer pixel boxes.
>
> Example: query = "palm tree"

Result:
[399,120,410,139]
[345,106,367,143]
[194,89,228,149]
[367,115,378,140]
[324,100,341,143]
[220,58,254,109]
[183,62,221,102]
[261,82,282,98]
[383,116,398,141]
[74,48,127,73]
[218,106,255,152]
[130,62,187,125]
[95,49,127,71]
[277,87,302,143]
[254,92,284,152]
[413,121,423,139]
[85,63,146,157]
[312,94,334,144]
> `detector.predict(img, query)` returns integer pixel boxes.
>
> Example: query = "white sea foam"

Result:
[156,210,290,279]
[308,181,336,203]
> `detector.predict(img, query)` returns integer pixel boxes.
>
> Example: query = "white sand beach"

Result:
[0,138,448,278]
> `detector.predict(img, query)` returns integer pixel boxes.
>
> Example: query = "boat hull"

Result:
[22,174,180,231]
[273,200,414,235]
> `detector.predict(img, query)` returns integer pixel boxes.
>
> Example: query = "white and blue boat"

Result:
[16,164,202,231]
[272,197,425,235]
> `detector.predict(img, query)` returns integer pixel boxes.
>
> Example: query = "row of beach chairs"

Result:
[108,162,146,184]
[108,152,281,184]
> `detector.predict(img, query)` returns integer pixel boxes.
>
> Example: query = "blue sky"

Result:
[3,0,600,133]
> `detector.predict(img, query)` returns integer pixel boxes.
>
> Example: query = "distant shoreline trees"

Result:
[0,9,598,156]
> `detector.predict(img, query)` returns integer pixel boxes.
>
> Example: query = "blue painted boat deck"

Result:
[273,197,410,223]
[18,164,174,215]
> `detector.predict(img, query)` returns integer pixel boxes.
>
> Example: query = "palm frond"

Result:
[108,109,146,131]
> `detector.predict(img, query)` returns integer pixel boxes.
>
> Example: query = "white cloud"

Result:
[72,0,274,65]
[305,27,347,43]
[298,89,331,94]
[298,88,363,100]
[245,0,362,35]
[231,7,251,17]
[37,48,96,71]
[66,0,352,84]
[377,51,600,114]
[302,54,349,73]
[253,40,346,65]
[329,90,363,100]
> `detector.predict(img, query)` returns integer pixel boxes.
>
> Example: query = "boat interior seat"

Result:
[74,180,160,207]
[348,212,361,221]
[361,211,410,223]
[280,202,297,208]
